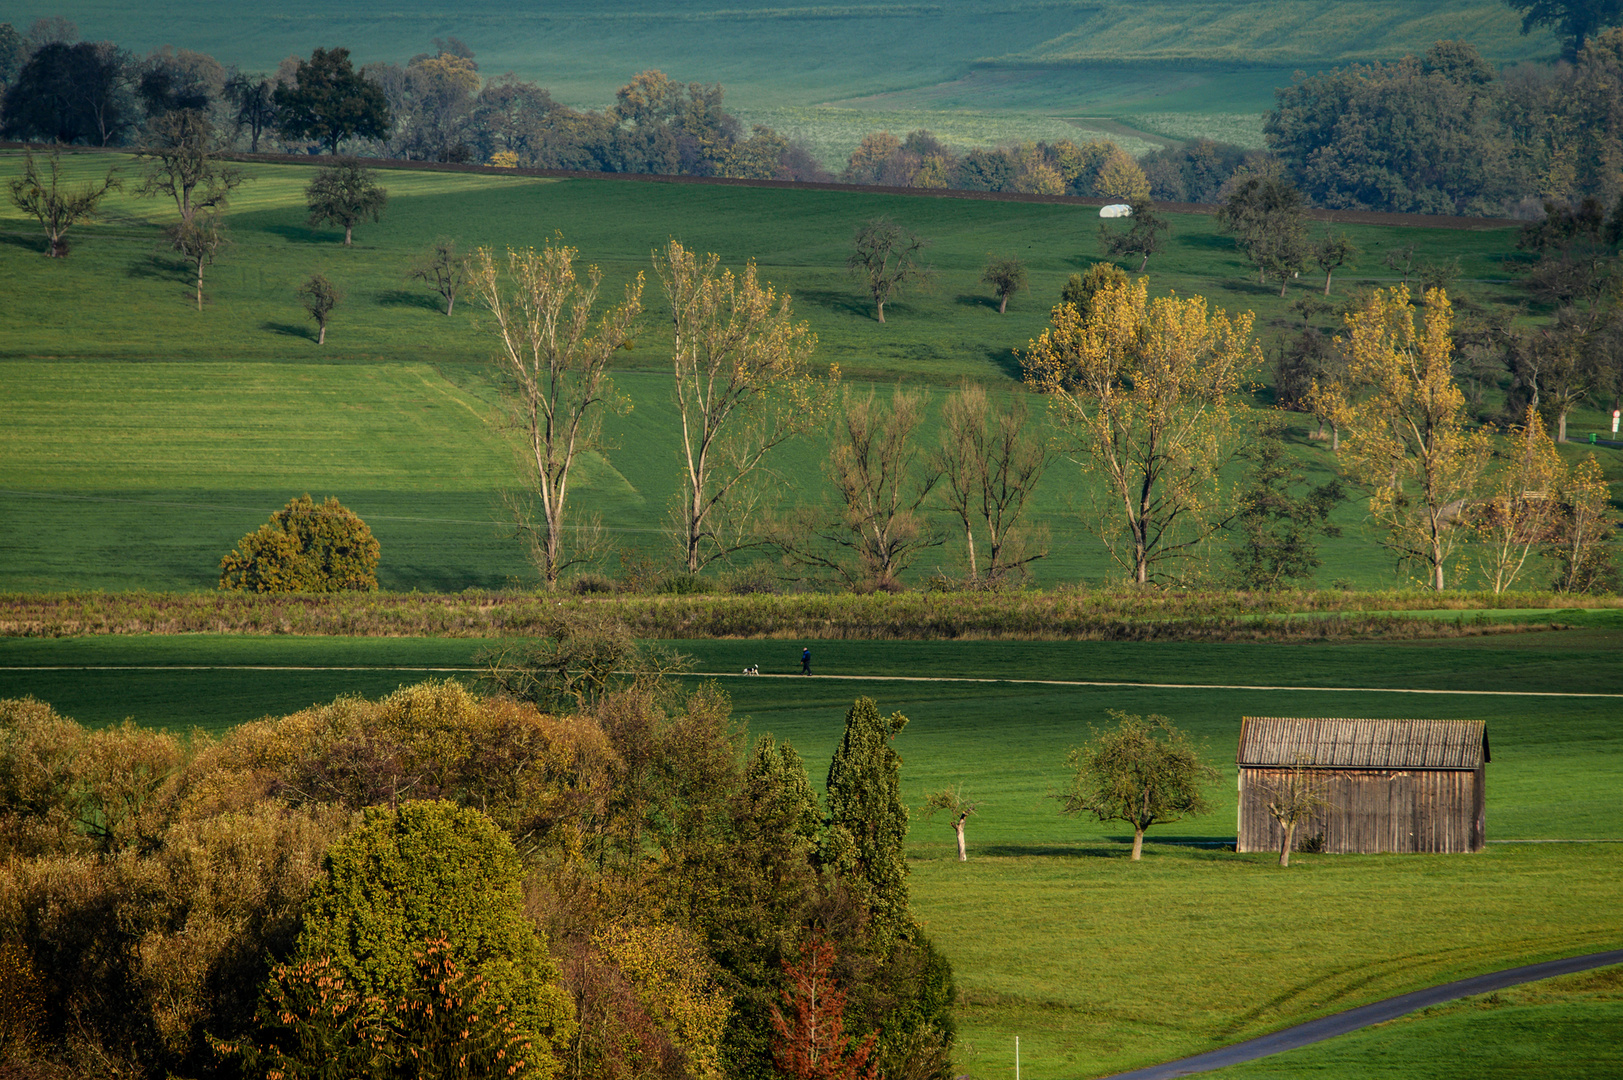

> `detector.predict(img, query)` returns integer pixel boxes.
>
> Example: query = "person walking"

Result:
[801,646,811,675]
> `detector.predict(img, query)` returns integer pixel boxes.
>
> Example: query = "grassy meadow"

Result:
[8,151,1616,594]
[1,632,1619,1076]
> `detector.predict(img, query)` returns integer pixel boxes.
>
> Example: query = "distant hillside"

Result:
[19,0,1563,115]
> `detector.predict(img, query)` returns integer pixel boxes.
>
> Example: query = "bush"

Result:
[218,494,379,593]
[289,800,576,1077]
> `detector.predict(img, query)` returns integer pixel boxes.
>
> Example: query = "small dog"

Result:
[742,664,760,676]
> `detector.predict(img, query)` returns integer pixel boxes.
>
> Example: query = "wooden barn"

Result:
[1236,717,1490,855]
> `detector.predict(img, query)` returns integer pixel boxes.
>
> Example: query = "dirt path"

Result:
[2,667,1619,698]
[1099,949,1623,1079]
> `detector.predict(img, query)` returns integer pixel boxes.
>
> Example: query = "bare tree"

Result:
[470,241,644,587]
[922,785,980,862]
[137,110,245,224]
[932,384,1051,586]
[848,217,930,323]
[779,387,940,589]
[1262,763,1330,867]
[298,272,342,344]
[655,239,830,574]
[980,254,1028,314]
[171,211,229,311]
[7,147,120,257]
[408,237,467,314]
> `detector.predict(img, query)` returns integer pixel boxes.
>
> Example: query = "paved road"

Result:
[1098,949,1623,1079]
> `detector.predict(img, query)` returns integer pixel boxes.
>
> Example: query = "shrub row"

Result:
[1,589,1610,640]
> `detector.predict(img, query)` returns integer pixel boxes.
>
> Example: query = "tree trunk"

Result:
[317,323,326,345]
[998,293,1008,314]
[1330,419,1340,452]
[964,523,978,583]
[1279,822,1294,867]
[1558,409,1568,443]
[445,294,455,316]
[876,300,885,323]
[1279,275,1289,298]
[1130,826,1145,861]
[195,259,204,311]
[1138,253,1149,272]
[954,817,967,861]
[1323,271,1333,296]
[344,225,353,246]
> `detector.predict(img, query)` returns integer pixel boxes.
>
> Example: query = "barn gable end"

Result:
[1236,718,1488,855]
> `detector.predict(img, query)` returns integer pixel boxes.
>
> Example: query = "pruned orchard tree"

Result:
[1337,286,1492,590]
[7,147,120,257]
[922,786,979,862]
[1056,711,1218,861]
[849,218,931,323]
[1262,762,1331,867]
[137,109,245,225]
[298,272,342,345]
[932,383,1051,586]
[471,241,644,587]
[1099,197,1170,272]
[1476,408,1565,593]
[980,254,1027,313]
[407,236,466,314]
[171,210,229,311]
[655,239,829,574]
[1022,276,1261,585]
[1316,232,1358,296]
[306,159,387,245]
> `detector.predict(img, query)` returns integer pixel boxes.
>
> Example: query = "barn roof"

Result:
[1237,717,1489,770]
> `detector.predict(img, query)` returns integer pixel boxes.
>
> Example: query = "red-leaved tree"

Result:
[770,932,877,1080]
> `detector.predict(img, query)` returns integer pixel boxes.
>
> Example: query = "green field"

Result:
[9,152,1618,594]
[2,632,1620,1076]
[8,0,1572,162]
[1206,964,1623,1079]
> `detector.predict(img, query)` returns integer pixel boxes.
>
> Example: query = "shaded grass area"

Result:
[1,632,1619,1078]
[1205,964,1623,1080]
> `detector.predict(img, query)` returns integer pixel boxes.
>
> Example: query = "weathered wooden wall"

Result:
[1237,766,1485,854]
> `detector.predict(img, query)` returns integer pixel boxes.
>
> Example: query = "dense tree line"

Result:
[1266,34,1623,215]
[0,678,956,1080]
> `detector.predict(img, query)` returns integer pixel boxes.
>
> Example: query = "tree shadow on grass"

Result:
[261,321,317,342]
[127,253,190,282]
[376,288,443,312]
[793,287,876,320]
[977,843,1125,859]
[986,344,1025,381]
[1107,833,1236,850]
[262,223,335,246]
[0,232,47,253]
[956,292,999,311]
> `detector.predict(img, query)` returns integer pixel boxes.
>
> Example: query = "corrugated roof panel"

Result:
[1237,718,1488,769]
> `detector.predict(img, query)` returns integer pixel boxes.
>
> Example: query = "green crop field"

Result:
[2,632,1619,1076]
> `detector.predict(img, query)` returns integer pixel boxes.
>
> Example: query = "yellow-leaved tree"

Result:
[655,239,833,574]
[1476,408,1565,593]
[470,240,644,588]
[1021,277,1260,584]
[1336,286,1492,590]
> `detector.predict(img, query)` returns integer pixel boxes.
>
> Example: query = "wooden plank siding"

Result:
[1235,719,1488,855]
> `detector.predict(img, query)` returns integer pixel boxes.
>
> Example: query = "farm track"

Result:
[4,666,1620,698]
[1100,949,1623,1079]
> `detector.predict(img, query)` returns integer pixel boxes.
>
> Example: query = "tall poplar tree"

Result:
[822,698,912,949]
